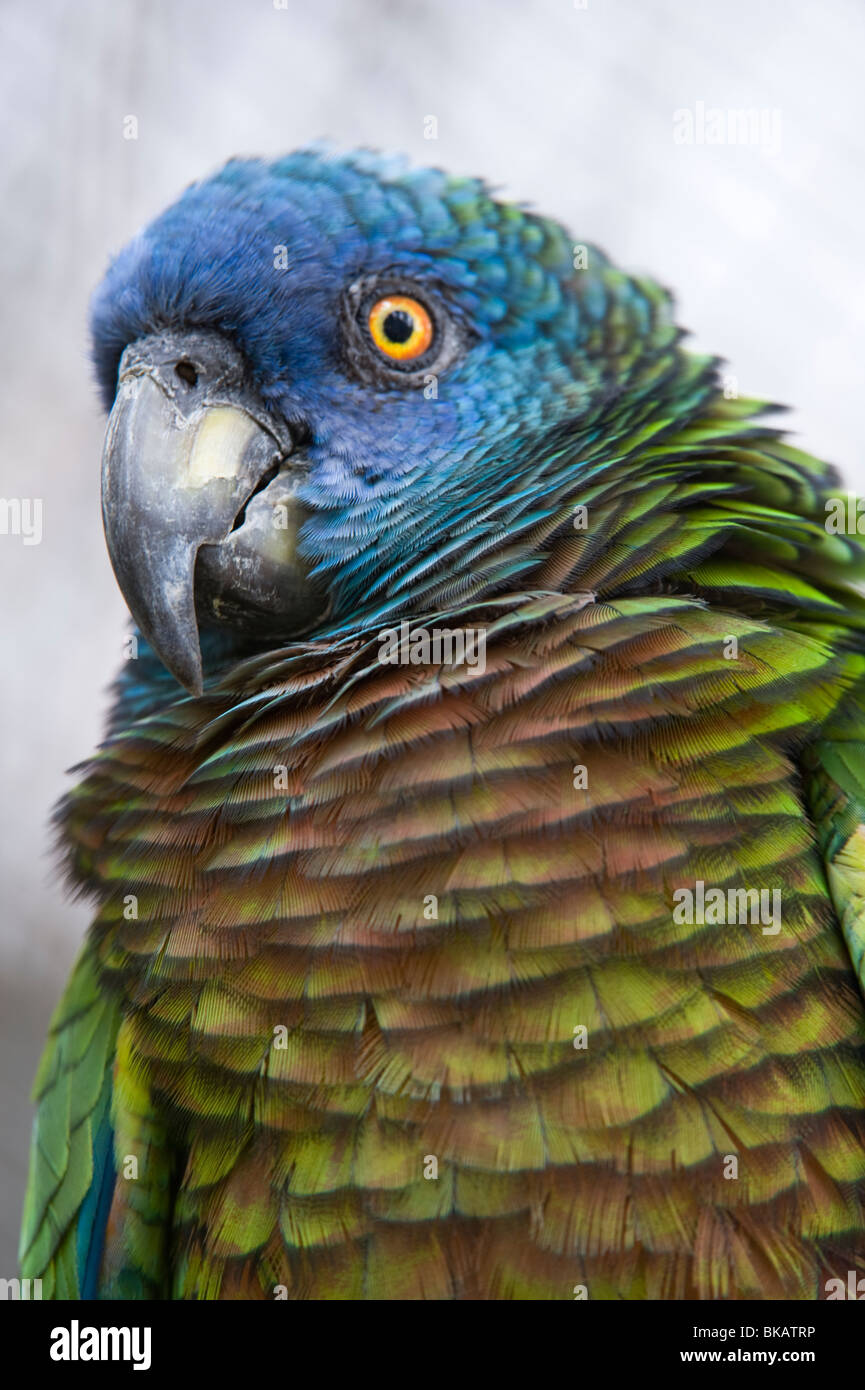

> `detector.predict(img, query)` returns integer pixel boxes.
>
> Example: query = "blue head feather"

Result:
[90,148,706,647]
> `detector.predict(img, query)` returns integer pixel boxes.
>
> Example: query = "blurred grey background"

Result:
[1,0,864,1276]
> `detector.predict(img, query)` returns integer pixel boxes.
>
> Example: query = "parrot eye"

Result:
[367,295,434,362]
[343,275,470,385]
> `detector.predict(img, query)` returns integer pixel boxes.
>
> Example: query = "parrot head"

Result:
[91,148,695,693]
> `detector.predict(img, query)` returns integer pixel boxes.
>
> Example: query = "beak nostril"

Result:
[175,360,198,388]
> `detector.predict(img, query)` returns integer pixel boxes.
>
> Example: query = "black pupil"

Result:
[383,309,415,344]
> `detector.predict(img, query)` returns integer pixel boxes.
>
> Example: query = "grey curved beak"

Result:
[101,330,293,694]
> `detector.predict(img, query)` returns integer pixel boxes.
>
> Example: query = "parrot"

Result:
[18,147,865,1301]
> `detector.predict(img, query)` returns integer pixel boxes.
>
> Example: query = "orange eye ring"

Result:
[367,295,434,361]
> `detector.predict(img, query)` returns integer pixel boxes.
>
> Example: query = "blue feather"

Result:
[76,1083,115,1300]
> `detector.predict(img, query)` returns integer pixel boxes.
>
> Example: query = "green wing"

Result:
[803,698,865,1000]
[19,943,122,1297]
[19,942,174,1298]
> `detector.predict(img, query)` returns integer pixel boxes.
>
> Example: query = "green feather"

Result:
[19,945,121,1296]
